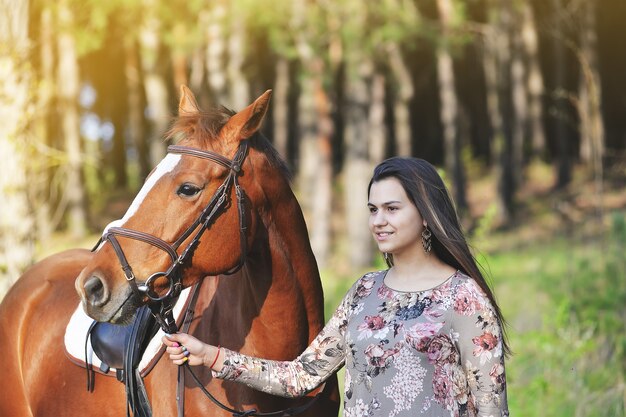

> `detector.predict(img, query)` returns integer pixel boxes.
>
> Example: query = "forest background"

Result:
[1,0,625,415]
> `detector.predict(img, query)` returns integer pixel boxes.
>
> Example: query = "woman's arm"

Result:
[453,280,509,416]
[162,284,354,398]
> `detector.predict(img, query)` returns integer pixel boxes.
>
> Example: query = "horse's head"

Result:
[76,86,273,323]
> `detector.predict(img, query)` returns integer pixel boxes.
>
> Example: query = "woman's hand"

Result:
[162,333,220,368]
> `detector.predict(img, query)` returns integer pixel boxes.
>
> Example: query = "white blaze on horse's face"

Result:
[120,153,182,224]
[95,154,182,252]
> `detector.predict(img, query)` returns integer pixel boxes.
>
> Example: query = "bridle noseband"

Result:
[93,141,250,329]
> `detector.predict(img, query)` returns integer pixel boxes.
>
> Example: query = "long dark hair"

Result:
[368,157,510,356]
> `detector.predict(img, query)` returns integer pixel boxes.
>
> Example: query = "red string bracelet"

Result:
[209,345,221,369]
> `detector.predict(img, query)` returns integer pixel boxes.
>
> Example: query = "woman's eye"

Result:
[177,184,201,197]
[388,206,398,211]
[369,207,377,213]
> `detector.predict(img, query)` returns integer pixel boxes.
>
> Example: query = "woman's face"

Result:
[368,177,424,258]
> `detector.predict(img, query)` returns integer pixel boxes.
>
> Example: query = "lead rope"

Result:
[175,283,202,417]
[182,364,326,417]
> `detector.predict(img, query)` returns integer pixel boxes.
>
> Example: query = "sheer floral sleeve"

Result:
[212,284,356,398]
[452,279,508,416]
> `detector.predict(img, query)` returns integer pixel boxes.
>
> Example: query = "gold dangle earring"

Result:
[421,225,432,254]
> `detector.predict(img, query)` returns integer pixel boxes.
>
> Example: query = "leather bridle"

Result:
[93,141,250,331]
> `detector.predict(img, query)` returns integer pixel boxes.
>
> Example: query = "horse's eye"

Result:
[177,183,201,197]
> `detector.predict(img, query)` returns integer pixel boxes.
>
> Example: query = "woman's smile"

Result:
[374,231,393,241]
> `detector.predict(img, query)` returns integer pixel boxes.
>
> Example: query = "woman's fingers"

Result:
[161,332,208,367]
[162,333,186,346]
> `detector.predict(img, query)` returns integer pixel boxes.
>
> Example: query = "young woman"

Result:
[163,157,509,417]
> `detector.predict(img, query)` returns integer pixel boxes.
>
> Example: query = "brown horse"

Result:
[0,87,339,417]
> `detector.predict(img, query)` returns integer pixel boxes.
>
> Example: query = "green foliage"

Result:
[491,214,626,417]
[471,202,498,247]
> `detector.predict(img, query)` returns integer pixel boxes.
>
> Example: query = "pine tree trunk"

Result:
[436,0,467,212]
[206,3,228,104]
[227,13,249,110]
[311,78,333,268]
[34,5,55,243]
[272,57,290,159]
[387,43,413,156]
[368,72,386,164]
[520,2,546,159]
[125,37,150,180]
[578,0,604,220]
[172,52,188,94]
[498,1,516,221]
[291,0,334,267]
[552,0,571,189]
[578,1,604,166]
[482,32,502,166]
[0,0,35,296]
[484,2,514,224]
[344,58,374,268]
[139,4,169,166]
[57,0,88,237]
[510,8,528,188]
[296,74,317,219]
[189,45,206,96]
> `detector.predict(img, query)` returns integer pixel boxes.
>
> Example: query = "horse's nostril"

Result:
[84,276,107,307]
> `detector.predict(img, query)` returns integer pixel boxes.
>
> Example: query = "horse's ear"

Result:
[222,90,272,142]
[178,85,201,115]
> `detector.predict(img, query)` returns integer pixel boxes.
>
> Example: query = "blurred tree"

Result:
[575,0,604,211]
[341,0,376,268]
[436,0,468,213]
[368,71,387,165]
[302,0,333,267]
[106,0,153,182]
[57,0,88,236]
[103,24,130,189]
[343,58,375,268]
[380,0,419,157]
[227,3,250,110]
[139,0,170,167]
[205,1,228,105]
[386,42,413,157]
[510,0,528,188]
[551,0,572,189]
[32,3,55,243]
[483,0,515,224]
[520,1,546,159]
[0,0,35,293]
[271,56,290,159]
[124,36,151,181]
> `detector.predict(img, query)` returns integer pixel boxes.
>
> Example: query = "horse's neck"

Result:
[249,192,325,338]
[193,188,325,356]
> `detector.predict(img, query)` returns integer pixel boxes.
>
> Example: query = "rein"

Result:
[92,140,327,417]
[182,363,326,417]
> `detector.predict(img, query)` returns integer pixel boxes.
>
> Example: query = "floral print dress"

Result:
[213,270,509,417]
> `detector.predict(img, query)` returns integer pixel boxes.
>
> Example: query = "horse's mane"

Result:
[166,107,292,180]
